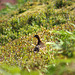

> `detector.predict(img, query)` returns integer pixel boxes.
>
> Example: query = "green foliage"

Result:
[0,63,40,75]
[0,64,21,75]
[0,0,75,75]
[45,59,75,75]
[55,0,72,8]
[51,29,75,57]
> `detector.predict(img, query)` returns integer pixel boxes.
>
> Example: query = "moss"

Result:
[55,0,73,8]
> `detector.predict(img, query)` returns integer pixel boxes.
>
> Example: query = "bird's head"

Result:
[34,35,40,39]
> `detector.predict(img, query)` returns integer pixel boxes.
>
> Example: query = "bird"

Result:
[34,35,46,52]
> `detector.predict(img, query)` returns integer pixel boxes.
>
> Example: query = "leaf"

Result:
[52,45,62,50]
[66,30,73,35]
[70,23,75,27]
[69,36,75,40]
[46,42,55,45]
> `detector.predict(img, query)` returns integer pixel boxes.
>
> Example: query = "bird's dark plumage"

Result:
[34,35,45,52]
[34,46,39,52]
[34,35,41,45]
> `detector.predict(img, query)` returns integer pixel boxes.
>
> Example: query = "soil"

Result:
[0,0,17,10]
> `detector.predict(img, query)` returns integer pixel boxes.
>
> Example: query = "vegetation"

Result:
[0,0,75,75]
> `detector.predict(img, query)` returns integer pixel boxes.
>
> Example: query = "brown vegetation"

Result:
[0,0,17,10]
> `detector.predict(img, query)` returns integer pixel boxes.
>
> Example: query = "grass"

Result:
[0,0,75,75]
